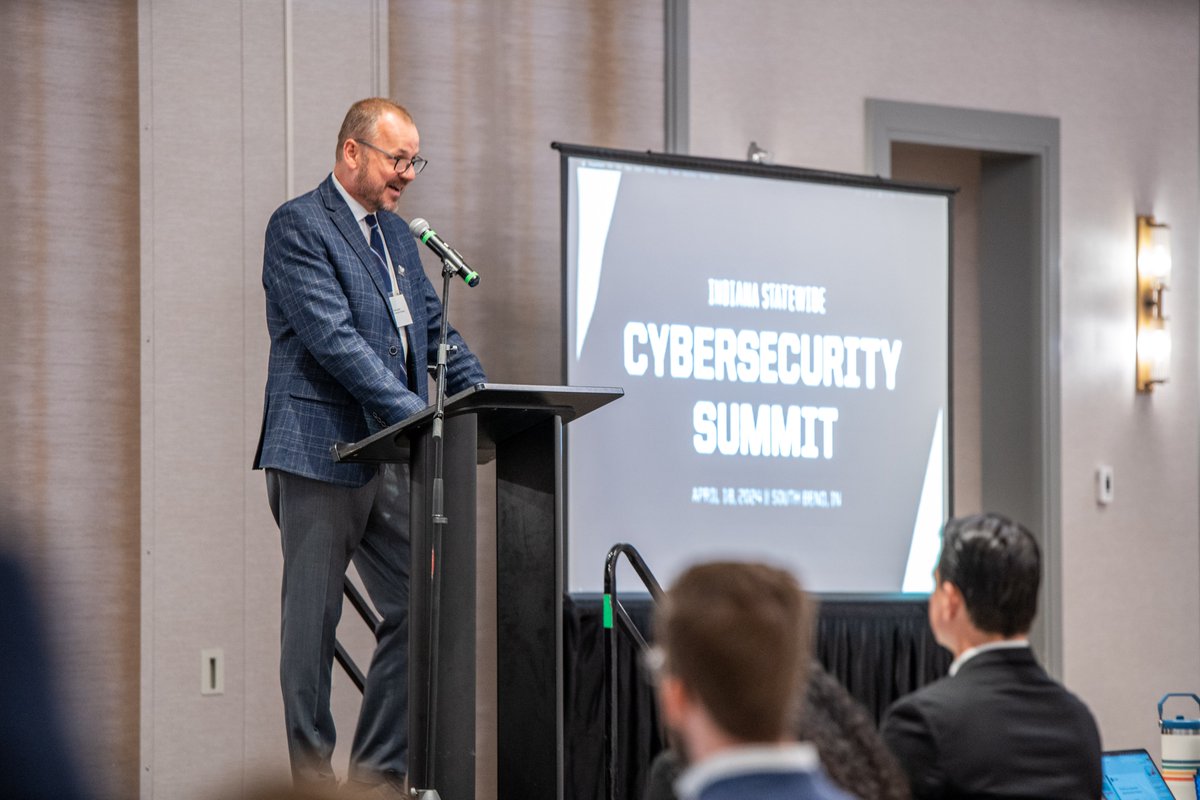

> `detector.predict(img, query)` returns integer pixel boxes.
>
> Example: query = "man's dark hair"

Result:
[656,561,814,742]
[936,512,1041,636]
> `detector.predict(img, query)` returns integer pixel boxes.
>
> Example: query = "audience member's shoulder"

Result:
[879,673,964,752]
[1020,656,1101,730]
[1058,682,1102,732]
[643,748,682,800]
[813,768,875,800]
[887,672,959,714]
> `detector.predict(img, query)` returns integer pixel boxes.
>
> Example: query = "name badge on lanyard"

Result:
[389,291,414,331]
[370,221,412,334]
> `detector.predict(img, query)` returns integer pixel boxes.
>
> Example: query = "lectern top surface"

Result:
[332,383,623,464]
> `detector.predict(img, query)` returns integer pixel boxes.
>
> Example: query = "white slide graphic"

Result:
[575,167,621,359]
[902,409,945,593]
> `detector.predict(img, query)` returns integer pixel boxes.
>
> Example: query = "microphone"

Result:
[408,218,481,287]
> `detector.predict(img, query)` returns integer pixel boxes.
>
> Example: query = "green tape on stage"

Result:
[603,593,613,629]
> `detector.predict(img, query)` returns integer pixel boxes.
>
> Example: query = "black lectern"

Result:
[334,383,622,800]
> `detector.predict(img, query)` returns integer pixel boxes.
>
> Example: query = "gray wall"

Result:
[690,0,1200,754]
[0,1,1196,798]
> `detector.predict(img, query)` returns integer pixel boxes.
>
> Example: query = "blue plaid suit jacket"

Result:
[254,174,486,487]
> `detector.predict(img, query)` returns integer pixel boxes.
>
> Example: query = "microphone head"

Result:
[408,217,430,237]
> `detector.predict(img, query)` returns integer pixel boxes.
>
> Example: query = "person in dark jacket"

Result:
[880,513,1102,800]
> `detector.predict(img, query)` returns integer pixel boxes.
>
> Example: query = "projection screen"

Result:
[558,144,952,595]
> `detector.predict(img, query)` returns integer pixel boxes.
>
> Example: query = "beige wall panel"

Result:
[389,0,664,387]
[142,0,254,797]
[241,0,291,784]
[691,0,1200,755]
[0,2,141,798]
[289,0,387,193]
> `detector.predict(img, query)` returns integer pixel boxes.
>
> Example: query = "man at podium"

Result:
[253,97,486,797]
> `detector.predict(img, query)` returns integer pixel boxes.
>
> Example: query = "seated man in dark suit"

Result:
[652,561,855,800]
[880,513,1102,800]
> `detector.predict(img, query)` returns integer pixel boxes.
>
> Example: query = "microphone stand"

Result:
[415,256,458,800]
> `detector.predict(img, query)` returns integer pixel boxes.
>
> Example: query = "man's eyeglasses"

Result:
[354,139,428,175]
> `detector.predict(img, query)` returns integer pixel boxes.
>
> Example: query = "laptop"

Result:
[1102,749,1177,800]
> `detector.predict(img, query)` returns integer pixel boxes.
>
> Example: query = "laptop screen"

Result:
[1102,749,1176,800]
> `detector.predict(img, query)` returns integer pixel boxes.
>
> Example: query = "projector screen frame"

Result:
[553,141,957,599]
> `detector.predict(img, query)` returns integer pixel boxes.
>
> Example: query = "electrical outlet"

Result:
[201,648,224,695]
[1096,464,1114,506]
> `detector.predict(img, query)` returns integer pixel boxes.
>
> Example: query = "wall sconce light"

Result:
[1136,215,1171,392]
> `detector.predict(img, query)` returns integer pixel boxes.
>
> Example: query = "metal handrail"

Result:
[334,642,367,692]
[603,543,664,800]
[335,577,382,693]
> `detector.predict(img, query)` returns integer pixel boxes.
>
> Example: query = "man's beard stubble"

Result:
[353,161,400,215]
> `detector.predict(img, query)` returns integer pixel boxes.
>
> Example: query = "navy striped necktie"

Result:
[363,214,392,289]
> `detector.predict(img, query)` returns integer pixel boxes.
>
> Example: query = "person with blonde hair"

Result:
[653,561,855,800]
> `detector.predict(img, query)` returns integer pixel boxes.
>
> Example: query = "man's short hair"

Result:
[656,561,814,742]
[335,98,414,161]
[936,512,1041,637]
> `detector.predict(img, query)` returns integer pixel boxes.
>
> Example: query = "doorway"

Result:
[867,100,1062,675]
